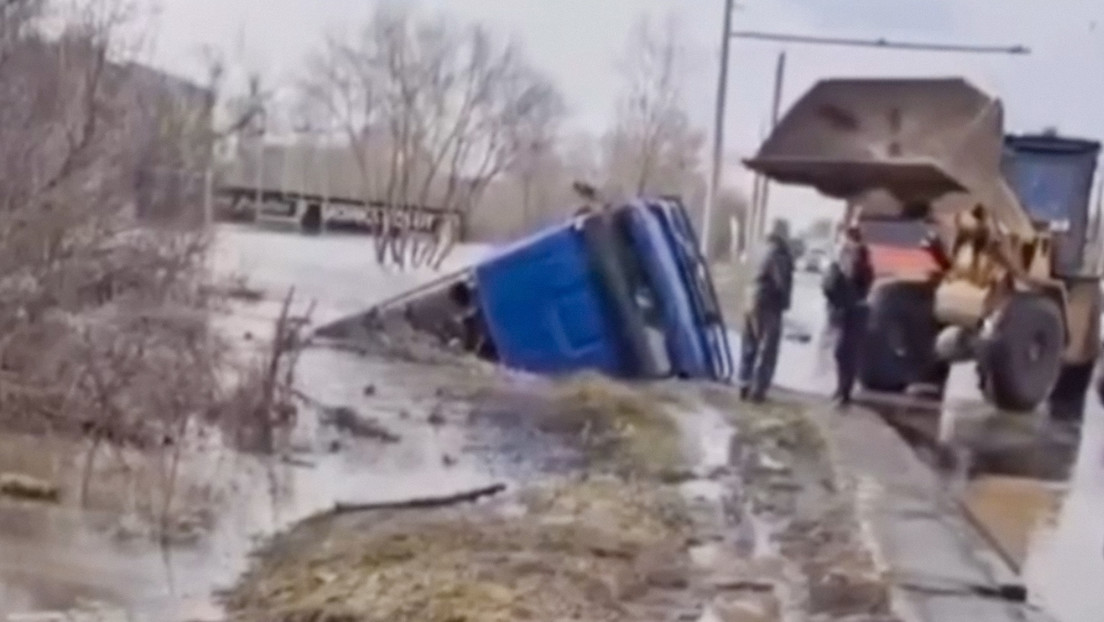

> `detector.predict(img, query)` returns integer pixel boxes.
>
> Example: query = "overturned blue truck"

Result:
[313,198,734,382]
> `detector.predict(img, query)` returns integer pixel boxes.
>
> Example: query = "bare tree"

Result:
[301,4,564,268]
[602,15,705,201]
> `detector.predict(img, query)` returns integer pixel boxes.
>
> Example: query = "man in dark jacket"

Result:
[822,223,874,406]
[739,219,794,402]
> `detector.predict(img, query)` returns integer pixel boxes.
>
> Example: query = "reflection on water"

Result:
[729,272,1104,622]
[861,361,1104,622]
[0,226,496,620]
[1021,407,1104,622]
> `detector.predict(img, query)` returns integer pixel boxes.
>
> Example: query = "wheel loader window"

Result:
[1003,152,1088,225]
[901,201,930,219]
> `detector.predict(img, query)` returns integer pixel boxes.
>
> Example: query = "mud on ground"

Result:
[221,368,898,622]
[702,389,897,621]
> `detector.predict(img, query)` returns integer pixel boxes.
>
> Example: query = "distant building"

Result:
[112,62,215,226]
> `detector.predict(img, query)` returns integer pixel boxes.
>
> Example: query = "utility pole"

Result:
[749,51,786,255]
[701,0,736,257]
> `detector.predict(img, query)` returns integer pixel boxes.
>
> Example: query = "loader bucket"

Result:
[744,77,1034,236]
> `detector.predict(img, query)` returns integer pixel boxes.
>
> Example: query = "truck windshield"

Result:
[587,207,672,378]
[646,199,734,381]
[611,210,666,330]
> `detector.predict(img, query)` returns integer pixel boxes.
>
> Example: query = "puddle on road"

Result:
[855,362,1104,622]
[739,277,1104,622]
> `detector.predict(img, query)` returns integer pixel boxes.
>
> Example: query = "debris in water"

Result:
[332,482,507,514]
[0,472,60,502]
[319,405,401,443]
[280,454,317,469]
[427,405,446,427]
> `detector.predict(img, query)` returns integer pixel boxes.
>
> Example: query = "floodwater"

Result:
[771,273,1104,622]
[0,225,503,620]
[3,234,1103,621]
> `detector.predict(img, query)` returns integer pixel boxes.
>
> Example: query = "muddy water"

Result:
[767,276,1104,622]
[0,226,500,620]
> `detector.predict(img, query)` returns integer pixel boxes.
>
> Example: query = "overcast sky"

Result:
[138,0,1104,226]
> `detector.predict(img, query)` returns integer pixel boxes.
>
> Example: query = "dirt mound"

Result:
[223,478,692,622]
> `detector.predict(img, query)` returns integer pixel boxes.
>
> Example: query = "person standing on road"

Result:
[738,219,795,402]
[822,223,874,407]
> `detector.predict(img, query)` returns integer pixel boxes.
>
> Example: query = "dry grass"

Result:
[224,477,692,622]
[545,372,685,477]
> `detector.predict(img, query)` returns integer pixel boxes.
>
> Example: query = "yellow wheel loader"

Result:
[745,77,1103,415]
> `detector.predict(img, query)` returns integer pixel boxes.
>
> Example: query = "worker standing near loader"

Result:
[822,222,874,406]
[738,219,795,402]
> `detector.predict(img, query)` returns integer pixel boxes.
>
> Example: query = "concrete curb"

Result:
[805,401,1057,622]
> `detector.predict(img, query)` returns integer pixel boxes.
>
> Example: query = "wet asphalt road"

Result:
[771,271,1104,622]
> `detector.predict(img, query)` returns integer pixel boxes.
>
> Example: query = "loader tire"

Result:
[980,294,1064,412]
[1048,361,1094,420]
[860,281,939,393]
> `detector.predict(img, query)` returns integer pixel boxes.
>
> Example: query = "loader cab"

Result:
[1001,133,1102,277]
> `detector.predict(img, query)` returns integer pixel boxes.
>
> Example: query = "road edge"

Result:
[800,396,1057,622]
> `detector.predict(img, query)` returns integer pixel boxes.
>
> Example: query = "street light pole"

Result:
[701,0,736,257]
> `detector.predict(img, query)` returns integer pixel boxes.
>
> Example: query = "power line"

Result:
[701,0,736,255]
[729,31,1030,55]
[701,18,1031,258]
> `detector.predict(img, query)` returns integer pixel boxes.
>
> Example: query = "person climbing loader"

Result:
[744,77,1103,415]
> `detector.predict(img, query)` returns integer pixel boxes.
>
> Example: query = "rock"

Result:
[0,472,60,502]
[711,593,782,622]
[363,384,377,396]
[752,452,791,476]
[603,566,648,600]
[637,545,690,589]
[427,406,446,427]
[656,467,697,484]
[110,514,147,542]
[706,464,734,479]
[320,406,401,443]
[708,555,786,591]
[807,568,889,616]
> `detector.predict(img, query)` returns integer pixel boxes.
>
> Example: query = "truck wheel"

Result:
[860,281,939,392]
[980,294,1064,412]
[1048,362,1095,420]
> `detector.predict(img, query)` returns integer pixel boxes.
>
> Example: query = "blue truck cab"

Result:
[315,198,733,382]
